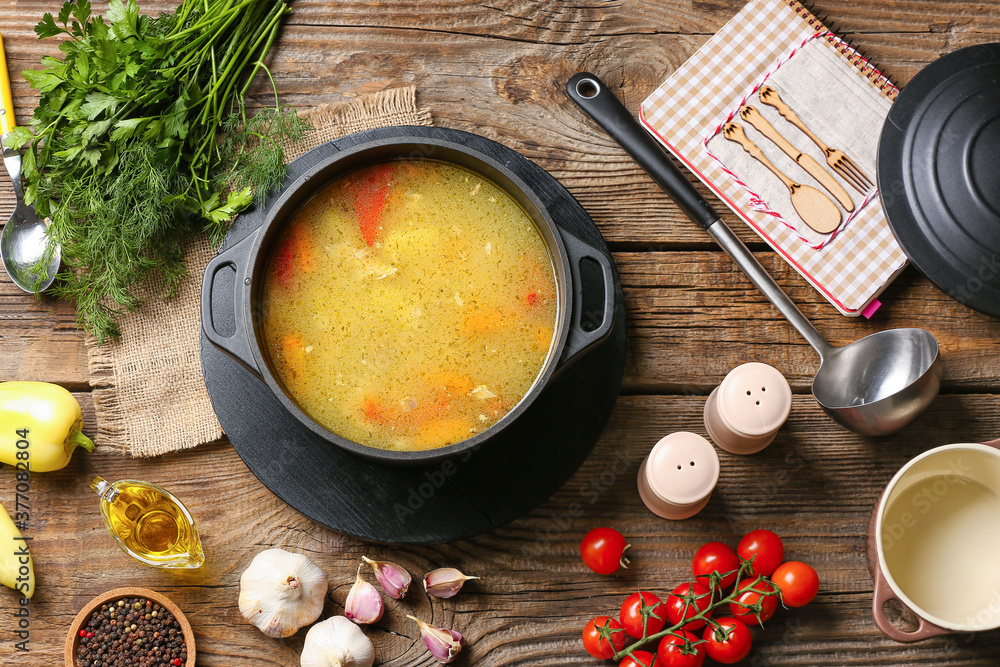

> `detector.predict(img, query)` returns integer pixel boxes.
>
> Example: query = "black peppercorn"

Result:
[76,597,186,667]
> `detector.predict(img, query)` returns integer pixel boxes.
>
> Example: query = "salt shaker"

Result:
[637,432,720,520]
[704,362,792,455]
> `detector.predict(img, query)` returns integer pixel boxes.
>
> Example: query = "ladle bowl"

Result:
[813,328,941,436]
[567,72,942,436]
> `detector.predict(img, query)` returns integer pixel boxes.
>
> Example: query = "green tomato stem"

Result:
[611,571,778,661]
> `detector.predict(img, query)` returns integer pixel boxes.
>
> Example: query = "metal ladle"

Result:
[567,73,941,436]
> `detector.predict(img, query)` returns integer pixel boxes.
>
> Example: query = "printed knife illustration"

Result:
[723,122,841,234]
[739,105,854,212]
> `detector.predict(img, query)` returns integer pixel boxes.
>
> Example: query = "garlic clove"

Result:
[423,567,479,599]
[344,565,384,625]
[239,548,328,638]
[300,615,375,667]
[361,555,411,599]
[407,615,464,664]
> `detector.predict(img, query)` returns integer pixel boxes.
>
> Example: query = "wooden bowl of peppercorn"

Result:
[65,587,196,667]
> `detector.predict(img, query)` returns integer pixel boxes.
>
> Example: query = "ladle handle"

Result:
[566,73,832,357]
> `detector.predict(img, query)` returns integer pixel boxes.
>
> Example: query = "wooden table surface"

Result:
[2,1,1000,665]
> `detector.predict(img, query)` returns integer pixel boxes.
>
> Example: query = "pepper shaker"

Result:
[704,362,792,455]
[637,432,720,520]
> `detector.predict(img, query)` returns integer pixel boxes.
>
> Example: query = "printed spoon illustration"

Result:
[738,105,854,212]
[723,122,841,234]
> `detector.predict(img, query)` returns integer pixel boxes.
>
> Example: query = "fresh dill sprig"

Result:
[2,0,304,343]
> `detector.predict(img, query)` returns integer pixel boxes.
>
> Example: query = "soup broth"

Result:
[261,160,558,451]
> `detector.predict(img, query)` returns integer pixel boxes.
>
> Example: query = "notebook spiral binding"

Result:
[789,0,898,98]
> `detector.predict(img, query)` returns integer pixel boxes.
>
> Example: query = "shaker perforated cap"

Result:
[637,432,720,520]
[704,362,792,454]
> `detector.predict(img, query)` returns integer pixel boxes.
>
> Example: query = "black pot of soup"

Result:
[201,126,616,465]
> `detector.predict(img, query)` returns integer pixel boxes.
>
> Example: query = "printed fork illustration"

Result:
[759,86,874,193]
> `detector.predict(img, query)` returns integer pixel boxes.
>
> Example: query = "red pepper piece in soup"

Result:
[273,223,315,288]
[350,163,395,246]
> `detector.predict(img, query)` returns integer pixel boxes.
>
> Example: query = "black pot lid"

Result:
[878,43,1000,317]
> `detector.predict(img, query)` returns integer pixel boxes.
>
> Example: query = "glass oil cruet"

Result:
[90,476,205,569]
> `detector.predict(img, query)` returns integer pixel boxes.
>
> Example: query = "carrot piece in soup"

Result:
[463,308,515,335]
[413,418,472,450]
[362,397,393,425]
[281,335,307,380]
[350,163,395,246]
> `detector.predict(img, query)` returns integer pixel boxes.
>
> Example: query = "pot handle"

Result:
[871,556,950,642]
[557,228,616,367]
[200,230,262,377]
[983,438,1000,449]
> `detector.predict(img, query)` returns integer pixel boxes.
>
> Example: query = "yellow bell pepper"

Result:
[0,381,94,473]
[0,503,33,598]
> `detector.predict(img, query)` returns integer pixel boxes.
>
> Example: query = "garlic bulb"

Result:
[239,548,329,638]
[301,616,375,667]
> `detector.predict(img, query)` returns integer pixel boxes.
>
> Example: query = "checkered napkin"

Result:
[640,0,907,315]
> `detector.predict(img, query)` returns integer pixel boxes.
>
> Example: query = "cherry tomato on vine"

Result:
[702,617,752,664]
[619,650,657,667]
[737,529,784,577]
[692,541,740,591]
[583,616,627,659]
[729,579,778,624]
[771,561,820,607]
[581,527,630,575]
[656,629,706,667]
[620,591,668,639]
[665,582,713,631]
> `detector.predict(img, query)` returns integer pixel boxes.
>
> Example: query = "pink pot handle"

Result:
[872,564,950,642]
[984,438,1000,449]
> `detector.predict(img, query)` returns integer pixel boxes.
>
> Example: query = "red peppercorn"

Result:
[79,629,87,637]
[86,631,94,638]
[174,659,182,666]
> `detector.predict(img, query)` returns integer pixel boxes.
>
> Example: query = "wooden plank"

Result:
[3,250,1000,390]
[2,5,998,247]
[616,251,1000,393]
[1,392,998,665]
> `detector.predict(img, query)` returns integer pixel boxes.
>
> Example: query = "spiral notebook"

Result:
[640,0,907,316]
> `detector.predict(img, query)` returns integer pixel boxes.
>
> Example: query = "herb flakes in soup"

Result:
[261,160,558,451]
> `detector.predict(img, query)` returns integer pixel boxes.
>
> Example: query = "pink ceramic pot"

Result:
[868,437,1000,641]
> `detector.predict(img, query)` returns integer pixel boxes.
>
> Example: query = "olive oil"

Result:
[91,477,204,569]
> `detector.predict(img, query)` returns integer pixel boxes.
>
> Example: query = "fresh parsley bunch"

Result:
[3,0,308,342]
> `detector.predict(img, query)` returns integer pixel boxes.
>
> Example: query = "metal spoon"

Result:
[1,147,60,293]
[567,73,941,436]
[0,33,59,293]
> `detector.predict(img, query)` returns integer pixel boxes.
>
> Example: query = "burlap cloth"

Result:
[85,86,433,457]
